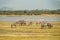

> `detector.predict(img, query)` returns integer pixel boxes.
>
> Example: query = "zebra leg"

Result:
[21,23,23,26]
[48,26,51,29]
[11,25,13,28]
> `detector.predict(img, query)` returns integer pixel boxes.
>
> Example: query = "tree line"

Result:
[0,9,60,15]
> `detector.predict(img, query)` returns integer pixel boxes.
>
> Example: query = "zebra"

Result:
[41,21,53,29]
[11,20,26,28]
[11,23,16,28]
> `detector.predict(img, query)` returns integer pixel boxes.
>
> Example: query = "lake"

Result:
[0,16,60,22]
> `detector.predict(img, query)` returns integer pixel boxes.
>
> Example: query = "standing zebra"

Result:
[41,21,53,29]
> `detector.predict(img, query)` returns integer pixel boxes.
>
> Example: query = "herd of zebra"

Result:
[11,20,53,29]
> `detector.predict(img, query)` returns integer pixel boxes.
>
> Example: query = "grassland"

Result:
[0,21,60,40]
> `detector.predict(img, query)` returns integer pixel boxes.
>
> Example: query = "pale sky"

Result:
[0,0,60,10]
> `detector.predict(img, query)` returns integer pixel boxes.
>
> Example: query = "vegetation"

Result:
[0,36,60,40]
[0,9,60,15]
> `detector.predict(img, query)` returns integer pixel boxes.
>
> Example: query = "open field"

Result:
[0,21,60,40]
[0,36,60,40]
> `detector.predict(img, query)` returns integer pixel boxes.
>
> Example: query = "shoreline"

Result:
[0,14,60,17]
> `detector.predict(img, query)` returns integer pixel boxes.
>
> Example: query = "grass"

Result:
[0,21,60,40]
[0,36,60,40]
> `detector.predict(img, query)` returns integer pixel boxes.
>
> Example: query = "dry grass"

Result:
[0,21,60,40]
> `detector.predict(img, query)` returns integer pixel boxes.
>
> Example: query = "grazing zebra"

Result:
[18,20,26,26]
[11,20,26,28]
[11,23,16,28]
[41,21,53,29]
[41,21,46,29]
[47,23,53,29]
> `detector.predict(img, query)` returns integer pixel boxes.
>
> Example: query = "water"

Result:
[0,16,60,22]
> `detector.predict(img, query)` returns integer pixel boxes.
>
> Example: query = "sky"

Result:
[0,0,60,10]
